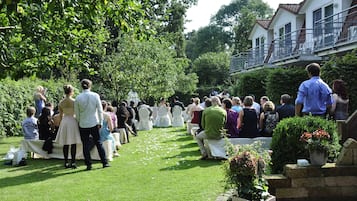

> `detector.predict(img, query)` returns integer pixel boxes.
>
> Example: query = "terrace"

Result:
[230,4,357,74]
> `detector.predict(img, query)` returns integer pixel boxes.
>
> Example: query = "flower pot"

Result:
[309,149,327,166]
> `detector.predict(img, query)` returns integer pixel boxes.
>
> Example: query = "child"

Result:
[22,107,39,140]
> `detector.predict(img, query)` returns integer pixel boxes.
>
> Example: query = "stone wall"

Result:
[266,163,357,201]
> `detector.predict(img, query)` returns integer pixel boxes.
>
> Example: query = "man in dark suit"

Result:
[276,94,295,120]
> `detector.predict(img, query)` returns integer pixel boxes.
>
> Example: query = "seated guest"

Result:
[276,94,295,120]
[195,96,227,160]
[190,98,204,125]
[116,101,129,143]
[22,106,39,140]
[195,98,212,135]
[231,96,243,113]
[259,101,279,137]
[238,96,259,138]
[222,98,239,138]
[100,101,118,160]
[185,98,195,122]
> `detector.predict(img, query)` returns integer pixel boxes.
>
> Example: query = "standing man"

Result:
[195,96,226,160]
[74,79,110,170]
[295,63,333,117]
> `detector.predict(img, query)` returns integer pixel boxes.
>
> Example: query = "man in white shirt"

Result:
[74,79,110,170]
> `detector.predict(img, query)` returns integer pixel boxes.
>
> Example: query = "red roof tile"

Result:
[256,20,271,29]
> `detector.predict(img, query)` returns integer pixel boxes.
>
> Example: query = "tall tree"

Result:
[185,25,232,61]
[212,0,273,54]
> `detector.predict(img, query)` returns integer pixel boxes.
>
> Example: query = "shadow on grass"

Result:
[0,158,98,189]
[159,158,224,171]
[162,134,193,143]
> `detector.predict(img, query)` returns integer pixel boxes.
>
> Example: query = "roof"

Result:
[256,20,271,30]
[280,4,301,14]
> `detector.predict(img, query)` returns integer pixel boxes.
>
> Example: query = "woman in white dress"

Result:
[55,85,82,169]
[155,98,171,127]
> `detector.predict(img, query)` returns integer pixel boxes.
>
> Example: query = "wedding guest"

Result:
[155,97,171,127]
[238,96,259,138]
[331,79,349,120]
[295,63,333,117]
[125,100,137,136]
[34,86,47,118]
[74,79,109,170]
[222,98,239,138]
[99,100,118,159]
[22,106,39,140]
[231,96,243,113]
[38,107,53,140]
[276,94,295,120]
[259,101,279,137]
[195,96,226,160]
[117,101,130,143]
[55,85,82,169]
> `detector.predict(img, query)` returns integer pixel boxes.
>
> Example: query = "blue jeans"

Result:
[79,125,107,166]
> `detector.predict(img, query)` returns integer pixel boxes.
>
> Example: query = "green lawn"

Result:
[0,127,226,201]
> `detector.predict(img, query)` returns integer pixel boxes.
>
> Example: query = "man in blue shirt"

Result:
[295,63,333,117]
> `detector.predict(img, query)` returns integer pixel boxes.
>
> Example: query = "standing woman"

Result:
[34,86,47,118]
[55,85,82,169]
[331,79,349,120]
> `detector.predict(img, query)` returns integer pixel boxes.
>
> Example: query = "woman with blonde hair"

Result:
[259,101,279,137]
[34,86,47,118]
[55,85,82,169]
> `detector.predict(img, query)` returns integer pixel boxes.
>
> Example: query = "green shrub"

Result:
[266,67,306,104]
[0,78,71,137]
[270,116,341,173]
[236,69,271,98]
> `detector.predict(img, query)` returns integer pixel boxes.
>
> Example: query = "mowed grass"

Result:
[0,127,226,201]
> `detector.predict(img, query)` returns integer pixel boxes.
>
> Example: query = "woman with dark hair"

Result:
[331,79,349,120]
[55,84,82,168]
[222,98,239,138]
[38,107,53,140]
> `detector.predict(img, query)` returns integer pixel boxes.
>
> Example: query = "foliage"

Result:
[321,51,357,114]
[224,140,271,201]
[0,78,72,137]
[235,68,271,99]
[0,127,224,201]
[265,67,307,104]
[212,0,273,54]
[185,25,232,61]
[270,116,341,173]
[99,35,197,102]
[300,129,332,153]
[0,0,197,80]
[192,52,230,87]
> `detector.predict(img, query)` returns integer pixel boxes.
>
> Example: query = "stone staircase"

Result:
[266,163,357,201]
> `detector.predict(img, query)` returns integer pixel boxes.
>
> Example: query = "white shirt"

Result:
[74,89,103,128]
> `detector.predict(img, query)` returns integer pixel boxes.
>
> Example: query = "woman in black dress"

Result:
[238,96,259,138]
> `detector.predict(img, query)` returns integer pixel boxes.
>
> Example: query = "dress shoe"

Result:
[71,163,77,169]
[64,163,71,168]
[86,165,92,171]
[103,163,110,168]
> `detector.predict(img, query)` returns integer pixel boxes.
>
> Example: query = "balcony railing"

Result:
[230,4,357,73]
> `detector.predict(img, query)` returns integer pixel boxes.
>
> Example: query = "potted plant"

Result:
[223,140,272,201]
[300,129,332,166]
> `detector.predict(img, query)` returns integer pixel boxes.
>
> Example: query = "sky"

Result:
[185,0,302,33]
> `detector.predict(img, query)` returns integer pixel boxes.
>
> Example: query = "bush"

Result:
[265,67,306,104]
[0,78,72,137]
[224,140,271,200]
[235,69,271,99]
[270,116,341,173]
